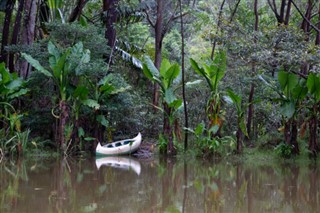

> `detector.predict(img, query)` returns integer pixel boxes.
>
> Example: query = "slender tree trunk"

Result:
[153,0,164,107]
[284,120,291,145]
[68,0,87,22]
[246,0,258,141]
[284,0,292,25]
[0,0,16,64]
[59,100,69,152]
[236,126,243,153]
[103,0,119,62]
[19,0,37,78]
[291,119,299,154]
[211,0,225,60]
[179,0,188,150]
[163,103,176,155]
[308,104,318,156]
[9,0,25,72]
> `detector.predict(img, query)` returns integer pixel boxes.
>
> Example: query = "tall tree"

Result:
[246,0,258,140]
[68,0,88,22]
[8,0,25,72]
[179,0,188,150]
[103,0,119,54]
[18,0,37,78]
[0,0,16,65]
[144,0,188,107]
[267,0,292,25]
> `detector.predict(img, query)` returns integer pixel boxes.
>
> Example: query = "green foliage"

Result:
[275,143,293,158]
[143,56,182,111]
[224,89,248,138]
[0,63,29,141]
[190,51,226,130]
[185,123,236,157]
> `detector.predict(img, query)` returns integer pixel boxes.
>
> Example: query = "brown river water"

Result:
[0,156,319,213]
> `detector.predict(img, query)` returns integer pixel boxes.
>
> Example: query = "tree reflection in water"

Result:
[0,157,319,212]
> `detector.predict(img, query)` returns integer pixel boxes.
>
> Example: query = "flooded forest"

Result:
[1,0,320,212]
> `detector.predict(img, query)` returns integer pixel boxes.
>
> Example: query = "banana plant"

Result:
[0,62,29,154]
[190,50,226,137]
[224,89,248,153]
[22,41,94,152]
[306,73,320,155]
[83,74,131,143]
[259,69,307,154]
[0,63,28,134]
[143,56,182,155]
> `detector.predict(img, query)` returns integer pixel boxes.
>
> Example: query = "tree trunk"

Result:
[284,120,291,145]
[68,0,87,22]
[0,0,16,64]
[236,126,243,153]
[9,0,25,72]
[179,0,188,150]
[308,104,318,156]
[18,0,37,78]
[153,0,164,107]
[290,119,299,154]
[246,0,258,141]
[103,0,118,49]
[58,100,69,152]
[163,103,176,155]
[210,0,225,60]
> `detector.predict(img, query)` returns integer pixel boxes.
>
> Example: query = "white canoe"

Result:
[95,156,141,175]
[96,133,142,156]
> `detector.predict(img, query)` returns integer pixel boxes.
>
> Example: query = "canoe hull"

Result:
[96,133,142,156]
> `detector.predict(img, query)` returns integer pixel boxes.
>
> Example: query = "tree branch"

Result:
[292,0,320,33]
[144,10,155,28]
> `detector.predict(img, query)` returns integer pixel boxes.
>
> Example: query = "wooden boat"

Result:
[96,132,142,156]
[95,156,141,175]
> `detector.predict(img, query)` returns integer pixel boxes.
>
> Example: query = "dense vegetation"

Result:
[1,0,320,159]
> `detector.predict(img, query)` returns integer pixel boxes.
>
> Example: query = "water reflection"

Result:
[95,157,141,175]
[0,157,319,212]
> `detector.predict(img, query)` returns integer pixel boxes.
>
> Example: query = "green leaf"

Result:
[165,63,180,88]
[96,115,109,128]
[169,99,182,110]
[100,83,115,96]
[52,50,68,78]
[143,56,159,79]
[83,99,100,110]
[164,88,176,104]
[307,73,320,100]
[291,81,307,100]
[111,86,131,95]
[21,53,52,77]
[278,71,298,94]
[73,86,89,100]
[79,15,88,26]
[78,127,85,138]
[48,41,60,63]
[280,101,295,119]
[190,58,214,90]
[6,79,22,90]
[0,62,11,84]
[160,59,171,78]
[208,125,219,135]
[186,79,202,87]
[7,89,28,100]
[194,123,205,136]
[142,63,154,81]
